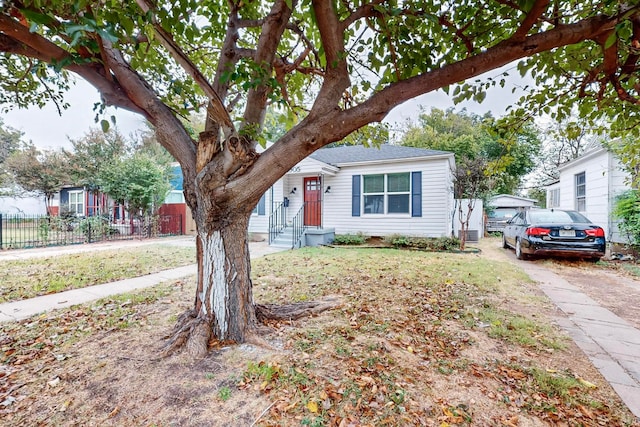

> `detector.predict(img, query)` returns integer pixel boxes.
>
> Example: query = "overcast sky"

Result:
[3,65,528,150]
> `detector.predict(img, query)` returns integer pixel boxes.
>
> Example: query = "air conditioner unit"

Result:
[459,229,479,242]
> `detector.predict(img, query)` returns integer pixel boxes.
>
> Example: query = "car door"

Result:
[504,211,523,246]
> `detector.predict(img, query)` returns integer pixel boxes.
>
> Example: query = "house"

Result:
[486,194,537,233]
[249,144,457,247]
[546,143,630,244]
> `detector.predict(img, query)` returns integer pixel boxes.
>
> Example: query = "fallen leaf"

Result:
[306,400,318,413]
[576,376,597,389]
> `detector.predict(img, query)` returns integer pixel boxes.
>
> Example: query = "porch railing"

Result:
[290,202,307,248]
[268,201,286,244]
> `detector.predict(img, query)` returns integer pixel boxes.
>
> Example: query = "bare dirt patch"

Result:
[1,246,638,426]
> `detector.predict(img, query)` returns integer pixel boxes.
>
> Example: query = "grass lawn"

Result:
[0,244,196,302]
[0,243,636,426]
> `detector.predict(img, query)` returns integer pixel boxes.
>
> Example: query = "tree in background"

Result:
[402,108,541,195]
[2,2,639,355]
[529,118,596,185]
[5,144,69,214]
[98,151,172,221]
[0,117,23,190]
[401,108,540,249]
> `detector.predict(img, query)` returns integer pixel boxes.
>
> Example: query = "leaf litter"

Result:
[0,241,637,426]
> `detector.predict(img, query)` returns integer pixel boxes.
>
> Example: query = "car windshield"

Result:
[489,208,517,220]
[529,210,590,224]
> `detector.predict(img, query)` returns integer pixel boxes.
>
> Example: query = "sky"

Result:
[2,65,528,150]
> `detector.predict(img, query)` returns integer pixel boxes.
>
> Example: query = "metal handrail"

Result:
[290,202,307,248]
[268,201,286,244]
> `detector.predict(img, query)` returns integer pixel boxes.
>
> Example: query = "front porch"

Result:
[268,199,335,249]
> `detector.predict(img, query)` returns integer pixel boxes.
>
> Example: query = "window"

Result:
[362,173,410,214]
[548,188,560,208]
[574,172,586,211]
[68,190,84,216]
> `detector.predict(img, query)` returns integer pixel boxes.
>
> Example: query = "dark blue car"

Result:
[502,208,606,261]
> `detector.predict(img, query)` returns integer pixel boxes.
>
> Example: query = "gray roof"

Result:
[309,144,451,166]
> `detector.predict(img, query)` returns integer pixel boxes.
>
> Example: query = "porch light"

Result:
[325,186,331,193]
[290,187,297,195]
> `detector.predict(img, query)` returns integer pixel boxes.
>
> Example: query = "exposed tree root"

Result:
[254,295,343,322]
[160,296,342,357]
[160,309,211,359]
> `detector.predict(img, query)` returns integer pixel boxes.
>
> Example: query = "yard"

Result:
[0,241,637,426]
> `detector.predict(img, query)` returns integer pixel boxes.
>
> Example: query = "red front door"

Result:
[304,177,322,226]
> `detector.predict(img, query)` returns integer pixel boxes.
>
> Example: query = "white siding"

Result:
[322,158,453,237]
[557,148,630,243]
[453,199,484,240]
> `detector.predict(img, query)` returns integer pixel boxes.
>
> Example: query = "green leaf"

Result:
[100,119,110,133]
[604,32,617,49]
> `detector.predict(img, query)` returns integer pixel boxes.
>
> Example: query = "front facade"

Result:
[546,144,630,244]
[249,145,456,246]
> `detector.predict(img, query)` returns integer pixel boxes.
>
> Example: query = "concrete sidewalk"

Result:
[519,262,640,420]
[0,237,286,323]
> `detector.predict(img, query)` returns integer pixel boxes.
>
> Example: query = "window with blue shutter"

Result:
[352,175,361,217]
[411,171,422,217]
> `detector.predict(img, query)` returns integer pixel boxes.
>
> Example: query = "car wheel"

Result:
[502,233,509,249]
[515,238,528,260]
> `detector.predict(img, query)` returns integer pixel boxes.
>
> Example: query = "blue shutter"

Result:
[257,193,266,215]
[411,171,422,217]
[352,175,361,217]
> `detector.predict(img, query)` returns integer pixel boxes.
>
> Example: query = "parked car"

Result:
[502,208,606,261]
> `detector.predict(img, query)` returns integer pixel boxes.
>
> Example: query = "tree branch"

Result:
[0,14,146,115]
[242,0,294,134]
[135,0,234,138]
[512,0,551,41]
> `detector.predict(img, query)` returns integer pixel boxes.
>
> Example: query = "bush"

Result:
[332,233,367,245]
[614,190,640,248]
[385,235,461,251]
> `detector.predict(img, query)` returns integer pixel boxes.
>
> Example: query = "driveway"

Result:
[478,237,640,419]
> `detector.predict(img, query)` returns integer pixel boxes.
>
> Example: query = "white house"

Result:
[249,144,457,247]
[546,143,630,244]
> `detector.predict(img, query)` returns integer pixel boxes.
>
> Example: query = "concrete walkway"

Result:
[519,262,640,420]
[0,236,287,323]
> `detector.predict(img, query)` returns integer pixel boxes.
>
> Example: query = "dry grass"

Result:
[0,244,196,302]
[0,243,637,426]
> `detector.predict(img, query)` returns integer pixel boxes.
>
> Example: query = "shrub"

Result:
[613,190,640,248]
[332,233,367,245]
[386,235,461,251]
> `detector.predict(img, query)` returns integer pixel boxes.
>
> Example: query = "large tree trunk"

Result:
[162,212,256,357]
[195,213,256,343]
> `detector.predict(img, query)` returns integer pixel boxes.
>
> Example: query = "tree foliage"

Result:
[528,117,598,187]
[98,151,172,217]
[5,143,69,213]
[0,117,23,189]
[401,108,541,195]
[64,128,130,191]
[613,190,640,248]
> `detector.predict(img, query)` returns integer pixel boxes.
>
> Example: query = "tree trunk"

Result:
[161,206,341,358]
[196,213,256,343]
[161,212,256,357]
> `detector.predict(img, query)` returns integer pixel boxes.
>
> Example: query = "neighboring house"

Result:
[0,192,47,215]
[486,194,537,233]
[546,143,630,244]
[157,164,197,235]
[248,144,457,247]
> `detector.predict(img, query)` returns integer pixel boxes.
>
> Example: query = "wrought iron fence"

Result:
[0,213,183,250]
